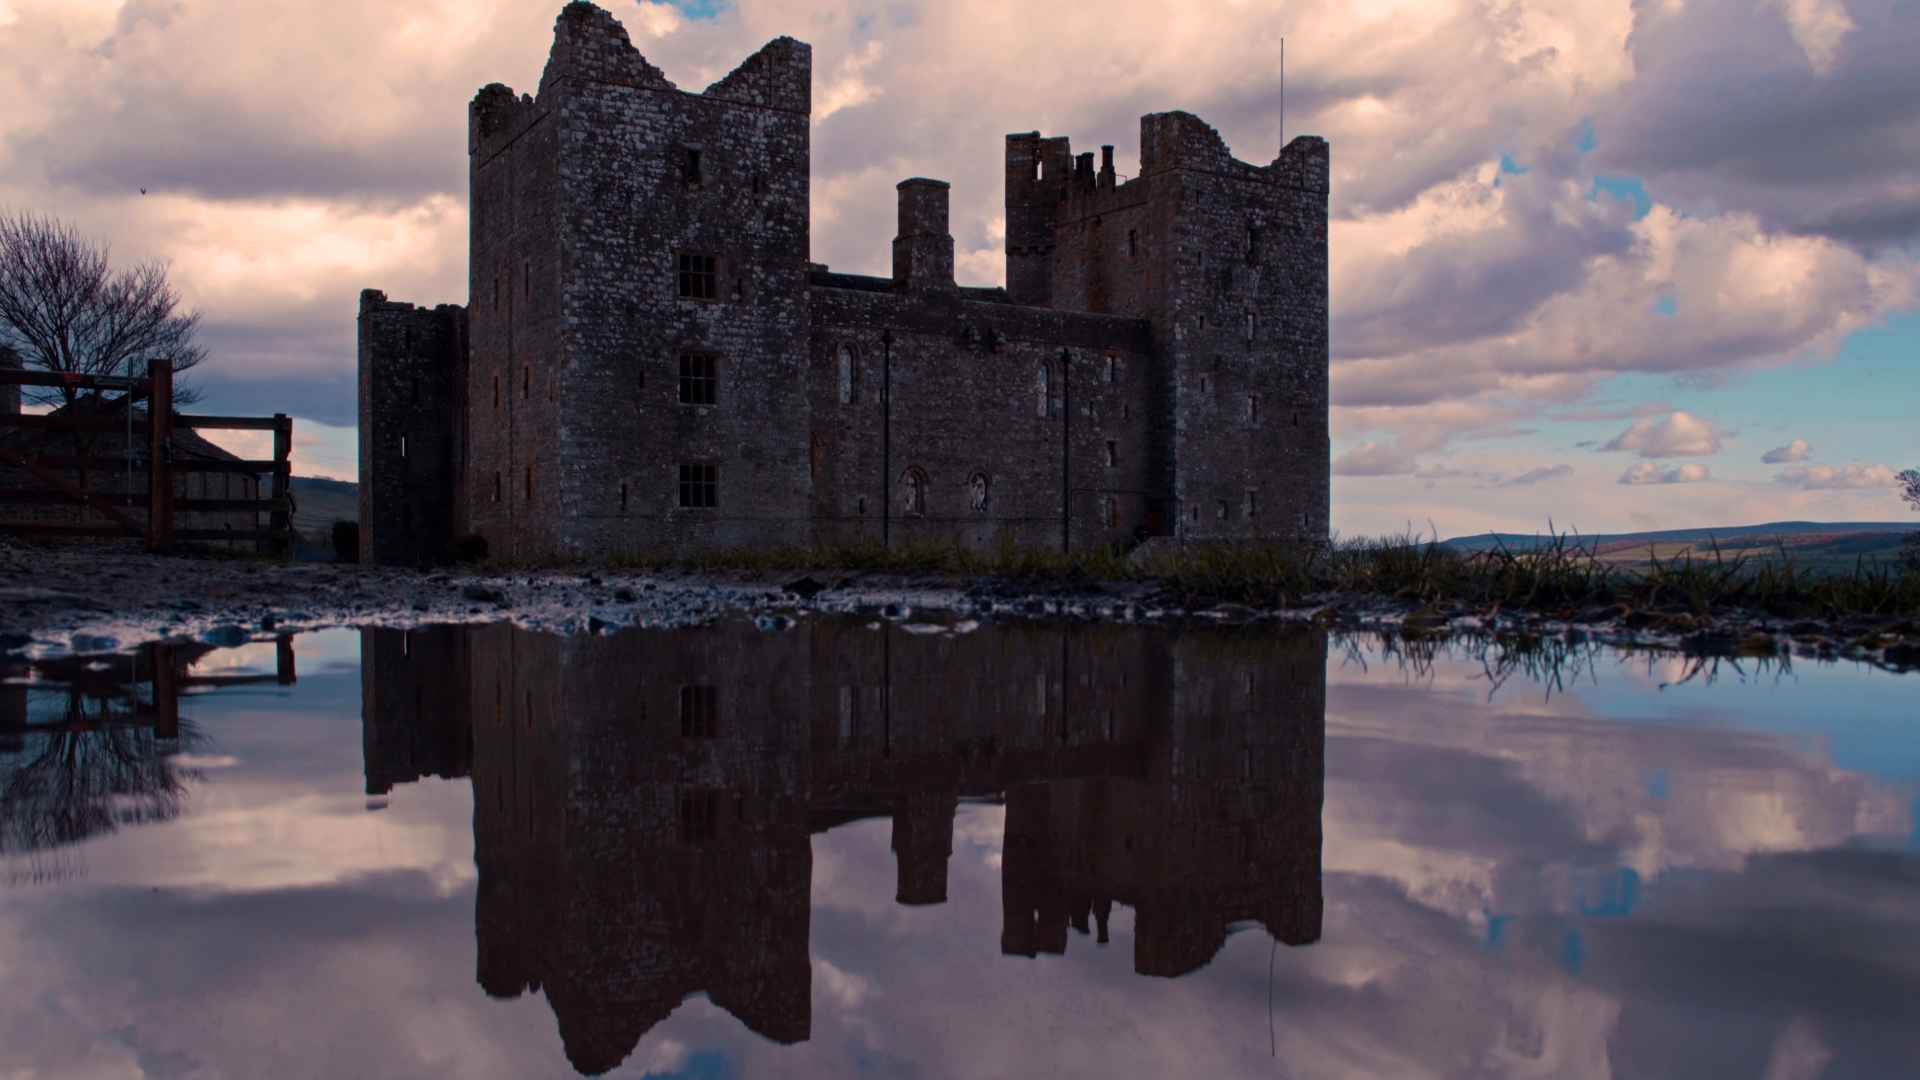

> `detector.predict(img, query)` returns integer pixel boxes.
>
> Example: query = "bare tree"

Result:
[0,210,205,408]
[1900,468,1920,573]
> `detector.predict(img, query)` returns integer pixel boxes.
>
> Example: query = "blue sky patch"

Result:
[1564,930,1587,975]
[1650,293,1679,316]
[644,1051,733,1080]
[1575,868,1640,918]
[1578,118,1599,153]
[656,0,725,19]
[1591,174,1652,219]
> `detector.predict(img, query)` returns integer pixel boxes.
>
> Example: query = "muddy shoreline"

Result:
[2,543,1916,670]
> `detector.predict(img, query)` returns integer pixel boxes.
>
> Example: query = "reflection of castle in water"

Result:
[361,619,1324,1075]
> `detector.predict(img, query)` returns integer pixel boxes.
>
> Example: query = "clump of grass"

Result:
[461,526,1920,618]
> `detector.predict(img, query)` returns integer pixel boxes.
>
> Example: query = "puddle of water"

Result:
[1,620,1915,1078]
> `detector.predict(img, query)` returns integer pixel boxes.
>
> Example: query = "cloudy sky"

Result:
[0,0,1914,536]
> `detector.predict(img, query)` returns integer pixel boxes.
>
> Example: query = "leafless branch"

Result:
[0,209,206,408]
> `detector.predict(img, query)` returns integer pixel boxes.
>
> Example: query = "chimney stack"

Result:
[892,178,954,293]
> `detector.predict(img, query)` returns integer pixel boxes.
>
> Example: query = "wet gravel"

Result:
[1,542,1916,672]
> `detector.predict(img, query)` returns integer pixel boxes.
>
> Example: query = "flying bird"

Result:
[139,188,147,195]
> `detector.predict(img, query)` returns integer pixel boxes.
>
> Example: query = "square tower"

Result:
[465,2,812,558]
[1006,116,1330,541]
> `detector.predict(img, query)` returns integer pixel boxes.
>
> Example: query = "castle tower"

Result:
[1004,116,1330,540]
[465,2,813,558]
[357,291,465,566]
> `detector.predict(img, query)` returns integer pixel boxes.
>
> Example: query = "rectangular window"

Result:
[492,472,501,503]
[492,374,500,409]
[678,353,717,405]
[680,685,718,738]
[679,790,718,843]
[619,482,628,512]
[678,253,717,299]
[1246,394,1258,422]
[1104,355,1118,383]
[1127,230,1137,256]
[524,465,533,501]
[678,463,717,508]
[399,433,409,458]
[1105,440,1117,467]
[684,147,702,186]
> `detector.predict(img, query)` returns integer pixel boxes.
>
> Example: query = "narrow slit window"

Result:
[684,147,702,185]
[492,471,501,503]
[679,685,718,738]
[678,463,717,508]
[523,260,531,301]
[1246,394,1258,422]
[524,465,533,501]
[522,365,530,398]
[1035,364,1051,417]
[619,483,628,511]
[492,374,500,409]
[1105,440,1117,467]
[1127,230,1137,257]
[1105,355,1118,383]
[837,344,855,404]
[678,253,717,299]
[1245,312,1256,342]
[399,433,409,458]
[679,353,717,405]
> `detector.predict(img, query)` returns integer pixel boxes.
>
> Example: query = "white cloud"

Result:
[1332,441,1416,476]
[1769,0,1856,75]
[1762,438,1813,464]
[1602,411,1723,458]
[1502,464,1574,486]
[1621,461,1710,485]
[1773,462,1899,490]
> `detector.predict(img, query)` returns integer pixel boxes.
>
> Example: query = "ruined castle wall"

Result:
[466,5,815,559]
[357,292,465,565]
[806,281,1156,551]
[468,619,813,1074]
[1012,116,1330,543]
[466,72,567,559]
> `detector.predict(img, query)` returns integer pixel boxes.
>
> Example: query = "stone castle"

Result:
[362,618,1325,1073]
[359,1,1328,565]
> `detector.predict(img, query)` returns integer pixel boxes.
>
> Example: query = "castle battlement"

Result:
[360,1,1327,564]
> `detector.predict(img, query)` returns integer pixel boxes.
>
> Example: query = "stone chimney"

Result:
[892,178,954,293]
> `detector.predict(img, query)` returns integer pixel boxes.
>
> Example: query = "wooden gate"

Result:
[0,360,296,553]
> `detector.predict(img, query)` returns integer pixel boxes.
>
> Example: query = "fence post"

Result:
[149,641,178,739]
[271,414,291,556]
[146,360,173,551]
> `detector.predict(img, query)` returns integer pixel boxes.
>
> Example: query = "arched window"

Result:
[1035,364,1051,417]
[901,468,929,517]
[837,344,856,404]
[967,471,991,514]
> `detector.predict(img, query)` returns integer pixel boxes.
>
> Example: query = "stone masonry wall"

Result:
[470,3,815,558]
[358,291,465,566]
[363,1,1329,563]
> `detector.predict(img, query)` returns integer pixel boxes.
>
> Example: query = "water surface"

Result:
[2,619,1915,1078]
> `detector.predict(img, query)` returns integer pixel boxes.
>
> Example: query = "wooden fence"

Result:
[0,360,296,552]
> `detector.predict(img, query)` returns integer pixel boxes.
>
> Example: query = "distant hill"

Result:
[1443,521,1915,573]
[289,476,356,540]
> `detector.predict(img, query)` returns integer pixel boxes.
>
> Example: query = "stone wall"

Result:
[357,291,465,566]
[360,0,1329,563]
[364,617,1325,1070]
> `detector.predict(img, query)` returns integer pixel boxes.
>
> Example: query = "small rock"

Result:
[783,576,826,599]
[201,625,248,648]
[614,587,636,602]
[462,584,500,603]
